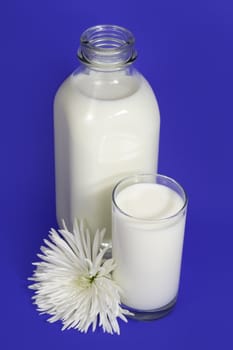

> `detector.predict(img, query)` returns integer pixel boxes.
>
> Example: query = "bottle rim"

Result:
[77,24,137,68]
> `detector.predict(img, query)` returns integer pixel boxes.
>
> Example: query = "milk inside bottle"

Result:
[54,25,160,244]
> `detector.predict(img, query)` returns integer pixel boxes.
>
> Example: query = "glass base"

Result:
[122,296,177,321]
[101,242,112,259]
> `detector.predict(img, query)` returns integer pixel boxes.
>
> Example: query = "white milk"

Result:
[54,69,160,243]
[112,183,186,310]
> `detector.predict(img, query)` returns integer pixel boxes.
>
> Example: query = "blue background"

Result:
[1,0,233,348]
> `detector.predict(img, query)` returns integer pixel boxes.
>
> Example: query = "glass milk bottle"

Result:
[54,25,160,245]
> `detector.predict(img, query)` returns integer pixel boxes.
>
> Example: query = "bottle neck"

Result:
[77,25,137,70]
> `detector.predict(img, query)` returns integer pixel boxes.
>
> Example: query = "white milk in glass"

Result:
[54,25,160,244]
[112,181,187,311]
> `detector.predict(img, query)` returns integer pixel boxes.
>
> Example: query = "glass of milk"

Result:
[112,174,188,320]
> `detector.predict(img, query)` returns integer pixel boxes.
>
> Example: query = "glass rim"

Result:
[112,173,188,222]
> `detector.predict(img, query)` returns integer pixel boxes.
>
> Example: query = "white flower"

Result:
[29,220,132,334]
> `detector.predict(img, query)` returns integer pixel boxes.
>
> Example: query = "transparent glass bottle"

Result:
[54,25,160,245]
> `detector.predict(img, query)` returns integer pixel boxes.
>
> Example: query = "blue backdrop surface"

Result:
[1,0,233,348]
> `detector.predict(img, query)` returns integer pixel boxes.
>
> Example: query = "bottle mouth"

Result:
[78,24,137,68]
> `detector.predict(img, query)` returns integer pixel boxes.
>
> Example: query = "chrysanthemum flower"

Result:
[29,221,131,334]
